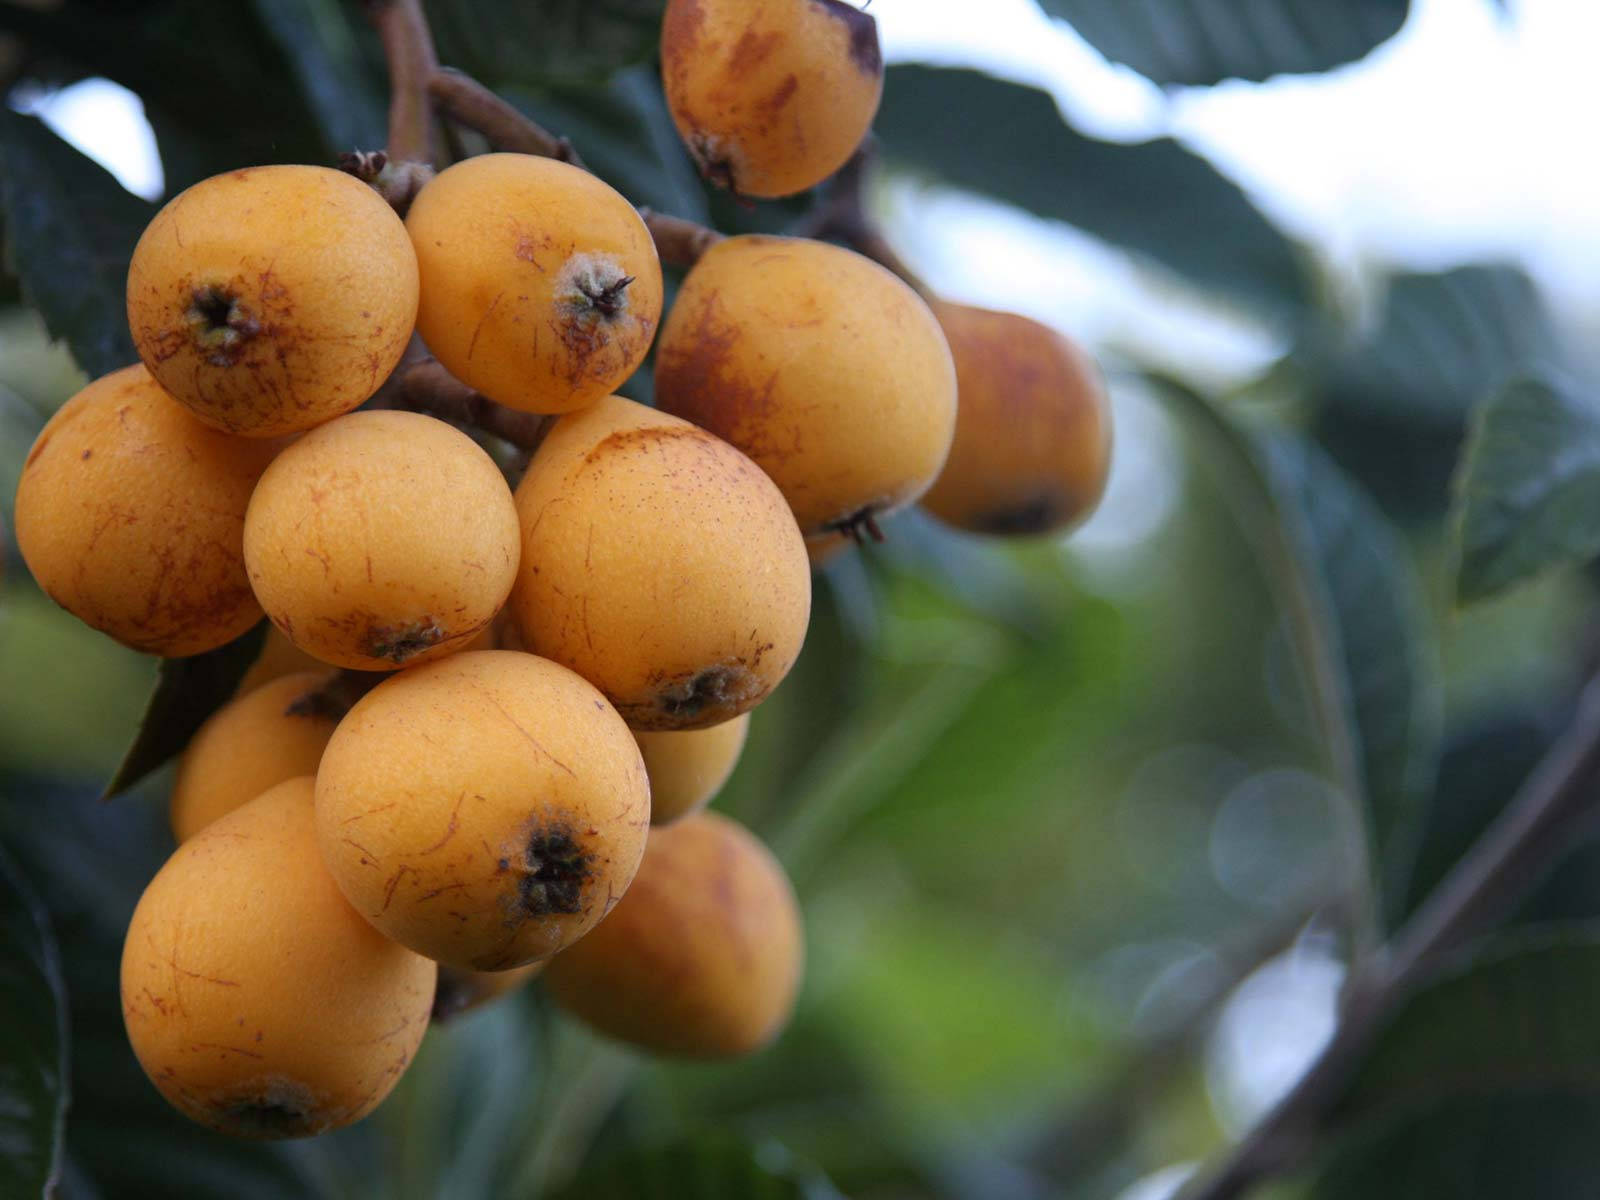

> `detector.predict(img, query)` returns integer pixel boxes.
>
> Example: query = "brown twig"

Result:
[1177,674,1600,1200]
[368,0,441,165]
[428,68,585,166]
[285,669,389,722]
[640,208,725,268]
[799,145,936,301]
[395,360,555,456]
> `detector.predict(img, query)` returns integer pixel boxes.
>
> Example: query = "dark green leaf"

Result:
[101,621,269,800]
[505,65,708,220]
[548,1134,842,1200]
[875,66,1311,319]
[1040,0,1408,87]
[251,0,388,153]
[0,384,47,532]
[0,113,148,378]
[1258,435,1441,927]
[1156,379,1440,930]
[0,844,68,1200]
[1312,1094,1600,1198]
[426,0,666,89]
[1451,377,1600,605]
[1335,927,1600,1126]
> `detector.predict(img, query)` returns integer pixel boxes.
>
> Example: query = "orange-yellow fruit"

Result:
[169,671,338,844]
[120,777,436,1138]
[314,651,650,971]
[921,303,1112,536]
[654,235,956,538]
[635,714,749,825]
[432,961,545,1022]
[509,395,810,730]
[405,154,663,414]
[545,810,802,1057]
[14,364,277,656]
[243,410,519,671]
[126,165,418,437]
[235,624,327,696]
[661,0,883,198]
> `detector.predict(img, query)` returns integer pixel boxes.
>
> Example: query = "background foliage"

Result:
[2,2,1598,1198]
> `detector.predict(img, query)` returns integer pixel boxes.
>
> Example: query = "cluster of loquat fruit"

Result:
[9,0,1110,1143]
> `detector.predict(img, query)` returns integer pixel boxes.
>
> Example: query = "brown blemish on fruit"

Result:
[971,492,1069,536]
[815,0,882,75]
[215,1079,319,1139]
[686,133,739,194]
[821,503,888,544]
[656,664,758,722]
[514,825,592,915]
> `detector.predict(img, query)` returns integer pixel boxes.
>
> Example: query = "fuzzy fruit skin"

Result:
[169,671,338,844]
[314,651,650,971]
[431,961,545,1022]
[635,713,750,826]
[661,0,883,198]
[121,777,436,1139]
[508,395,810,731]
[921,303,1112,536]
[14,364,277,656]
[545,810,802,1057]
[126,165,418,437]
[243,410,520,671]
[405,154,663,415]
[654,235,957,538]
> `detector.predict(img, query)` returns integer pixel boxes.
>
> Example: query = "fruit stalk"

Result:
[394,360,554,453]
[368,0,440,165]
[639,209,724,268]
[428,68,584,166]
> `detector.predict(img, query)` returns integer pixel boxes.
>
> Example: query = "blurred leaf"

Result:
[0,844,68,1200]
[425,0,665,89]
[505,65,708,220]
[1312,265,1557,424]
[101,621,268,800]
[1040,0,1408,87]
[1312,1095,1600,1198]
[548,1134,842,1200]
[1334,926,1600,1127]
[0,383,46,531]
[875,66,1311,319]
[0,112,147,378]
[251,0,387,153]
[1158,379,1440,930]
[1451,377,1600,605]
[1258,435,1441,927]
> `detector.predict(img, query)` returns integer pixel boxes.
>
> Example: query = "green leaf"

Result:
[1335,927,1600,1126]
[1312,1095,1600,1198]
[1156,379,1440,931]
[0,113,149,378]
[547,1134,842,1200]
[1040,0,1408,87]
[251,0,388,154]
[1258,435,1441,926]
[425,0,666,89]
[875,65,1312,319]
[0,845,68,1200]
[101,621,269,800]
[1451,377,1600,605]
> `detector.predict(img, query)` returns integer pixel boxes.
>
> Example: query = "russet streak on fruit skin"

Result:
[545,810,803,1057]
[120,778,436,1139]
[508,395,811,731]
[314,652,650,971]
[662,0,883,198]
[406,154,664,415]
[126,165,418,438]
[654,235,957,539]
[920,302,1113,537]
[13,364,277,657]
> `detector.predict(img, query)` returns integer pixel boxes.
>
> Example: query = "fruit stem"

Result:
[285,669,388,721]
[429,68,586,168]
[639,209,725,267]
[368,0,441,166]
[395,360,555,455]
